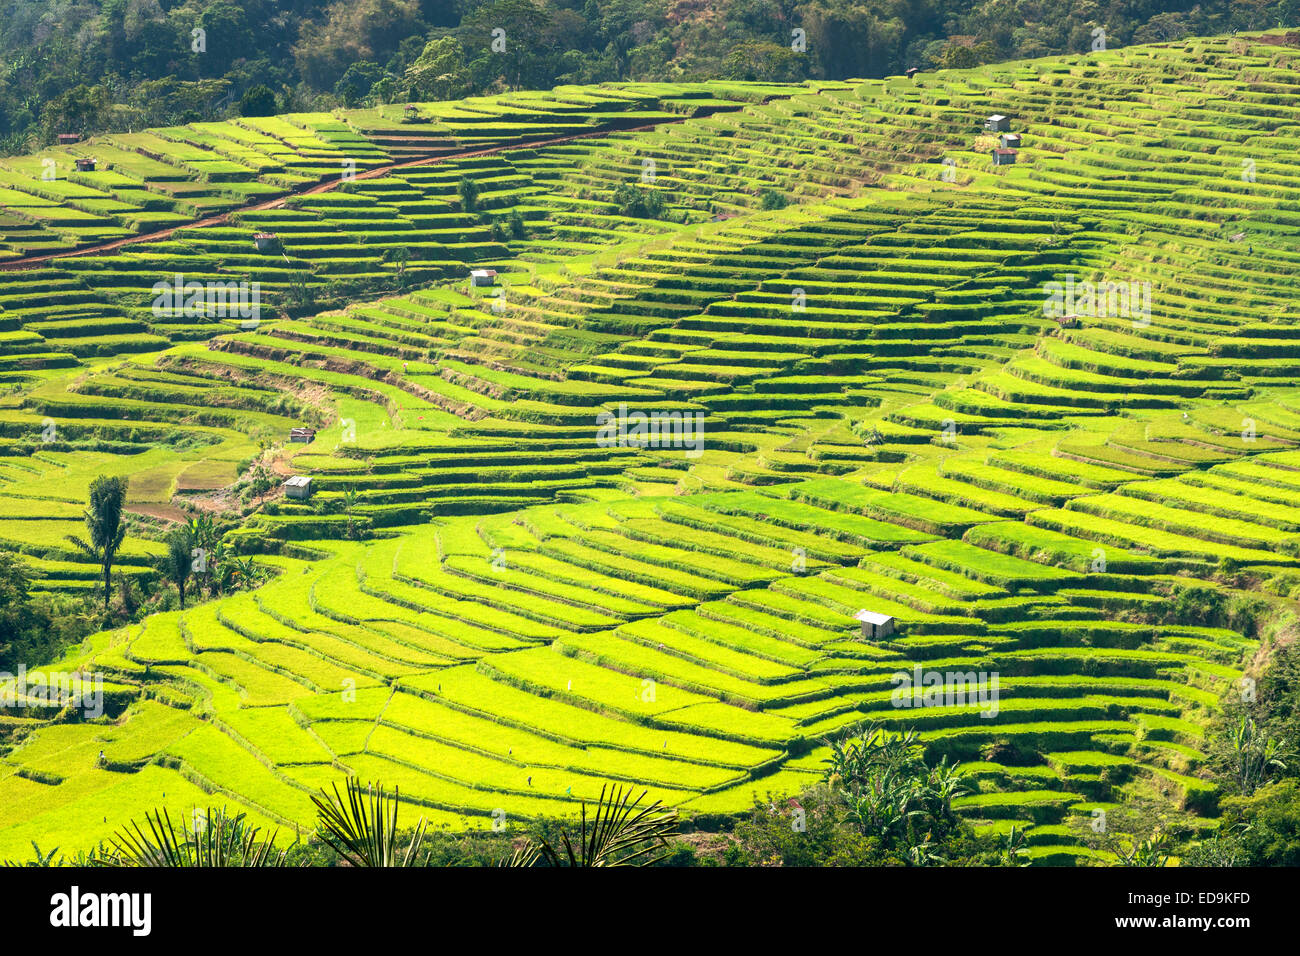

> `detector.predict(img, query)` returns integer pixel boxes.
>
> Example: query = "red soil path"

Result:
[0,116,694,272]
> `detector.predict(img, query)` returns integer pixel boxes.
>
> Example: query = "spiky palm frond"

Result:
[311,779,427,867]
[505,785,678,868]
[63,534,95,558]
[103,807,290,867]
[500,841,544,868]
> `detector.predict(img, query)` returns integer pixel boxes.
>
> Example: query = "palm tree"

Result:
[503,785,678,867]
[102,807,290,867]
[311,779,428,867]
[66,475,128,610]
[162,526,193,608]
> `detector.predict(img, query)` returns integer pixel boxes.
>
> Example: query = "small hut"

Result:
[57,133,80,145]
[905,67,920,79]
[470,268,498,287]
[855,609,895,641]
[283,475,313,500]
[74,157,97,172]
[289,427,316,443]
[991,148,1018,166]
[254,232,279,253]
[1000,132,1022,149]
[984,114,1011,133]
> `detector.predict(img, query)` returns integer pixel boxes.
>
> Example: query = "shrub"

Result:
[612,182,669,220]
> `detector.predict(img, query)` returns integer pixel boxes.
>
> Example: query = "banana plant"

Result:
[1001,825,1032,867]
[1117,832,1171,868]
[1230,715,1292,795]
[226,555,262,591]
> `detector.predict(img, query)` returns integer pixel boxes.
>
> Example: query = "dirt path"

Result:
[0,116,694,272]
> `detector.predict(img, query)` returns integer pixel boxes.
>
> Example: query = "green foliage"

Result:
[0,552,41,669]
[66,475,129,611]
[725,785,897,866]
[612,182,669,220]
[1227,715,1293,796]
[1202,779,1300,866]
[103,806,291,867]
[161,527,193,609]
[406,35,469,101]
[508,209,526,239]
[824,724,968,864]
[3,1,1297,151]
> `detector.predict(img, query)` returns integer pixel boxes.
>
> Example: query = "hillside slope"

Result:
[4,33,1300,863]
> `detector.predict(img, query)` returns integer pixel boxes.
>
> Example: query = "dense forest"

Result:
[2,0,1297,153]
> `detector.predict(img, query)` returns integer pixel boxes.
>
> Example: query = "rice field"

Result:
[4,34,1300,864]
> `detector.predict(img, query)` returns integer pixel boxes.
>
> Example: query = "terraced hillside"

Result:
[4,34,1300,864]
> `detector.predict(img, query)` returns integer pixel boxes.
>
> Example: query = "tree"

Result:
[227,556,262,592]
[196,2,256,78]
[383,246,410,290]
[162,527,193,609]
[39,84,111,140]
[508,208,526,239]
[238,84,278,117]
[0,552,44,670]
[798,2,907,79]
[249,463,275,502]
[405,35,470,100]
[722,41,806,82]
[293,0,424,91]
[66,475,128,611]
[461,0,554,92]
[457,176,480,213]
[334,61,384,107]
[206,539,229,598]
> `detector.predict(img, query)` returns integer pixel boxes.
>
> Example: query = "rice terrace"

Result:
[2,1,1300,881]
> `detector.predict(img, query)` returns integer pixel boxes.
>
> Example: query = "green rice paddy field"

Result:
[4,34,1300,864]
